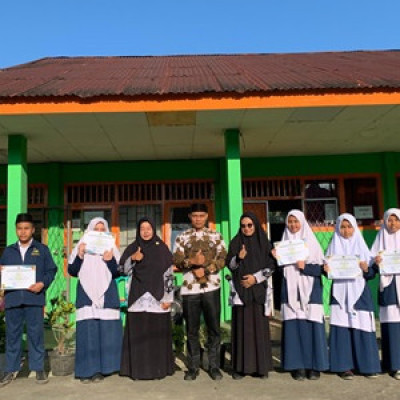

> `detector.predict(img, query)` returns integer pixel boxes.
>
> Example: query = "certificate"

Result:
[274,239,309,266]
[380,251,400,275]
[1,265,36,290]
[83,231,115,255]
[326,255,361,280]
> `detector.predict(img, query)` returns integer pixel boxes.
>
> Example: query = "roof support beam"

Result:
[7,135,27,244]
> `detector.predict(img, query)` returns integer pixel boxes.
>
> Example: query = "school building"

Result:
[0,50,400,319]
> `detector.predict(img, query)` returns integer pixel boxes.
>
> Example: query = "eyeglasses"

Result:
[240,223,253,228]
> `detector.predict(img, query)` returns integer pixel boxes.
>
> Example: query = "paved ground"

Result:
[1,319,398,400]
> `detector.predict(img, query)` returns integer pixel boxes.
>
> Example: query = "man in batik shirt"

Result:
[173,203,227,381]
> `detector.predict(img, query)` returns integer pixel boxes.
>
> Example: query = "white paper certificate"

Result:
[1,265,36,290]
[327,255,361,280]
[83,231,115,255]
[380,251,400,275]
[274,239,309,266]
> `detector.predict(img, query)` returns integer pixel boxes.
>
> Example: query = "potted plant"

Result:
[47,294,76,376]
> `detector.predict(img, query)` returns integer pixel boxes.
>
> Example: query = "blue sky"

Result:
[1,0,399,68]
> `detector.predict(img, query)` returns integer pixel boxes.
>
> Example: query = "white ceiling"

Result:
[0,104,399,163]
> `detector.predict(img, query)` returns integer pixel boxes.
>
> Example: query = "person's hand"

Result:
[271,248,277,259]
[161,302,171,310]
[241,274,256,288]
[131,247,144,262]
[375,255,382,266]
[190,250,205,266]
[238,244,247,260]
[193,267,205,278]
[359,261,368,273]
[296,260,305,270]
[78,243,86,259]
[103,249,113,262]
[28,282,44,293]
[323,264,330,274]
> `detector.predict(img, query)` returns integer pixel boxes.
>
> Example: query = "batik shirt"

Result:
[173,227,227,296]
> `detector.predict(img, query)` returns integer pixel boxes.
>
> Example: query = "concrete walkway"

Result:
[1,319,397,400]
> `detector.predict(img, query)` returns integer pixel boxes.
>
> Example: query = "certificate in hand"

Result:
[1,265,36,290]
[327,255,361,280]
[83,231,115,255]
[274,239,309,266]
[380,251,400,275]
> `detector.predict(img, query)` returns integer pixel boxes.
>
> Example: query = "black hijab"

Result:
[226,211,274,305]
[120,217,173,305]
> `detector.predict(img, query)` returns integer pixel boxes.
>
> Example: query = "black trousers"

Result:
[182,289,221,370]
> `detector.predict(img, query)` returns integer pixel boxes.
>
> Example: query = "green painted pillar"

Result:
[382,152,398,209]
[221,129,243,321]
[7,135,27,245]
[216,159,231,321]
[225,129,243,239]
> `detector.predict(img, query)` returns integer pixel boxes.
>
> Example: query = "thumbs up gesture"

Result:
[132,247,144,262]
[190,250,205,266]
[238,244,247,260]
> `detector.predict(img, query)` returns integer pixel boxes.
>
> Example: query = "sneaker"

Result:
[80,378,91,384]
[91,373,104,383]
[35,371,49,384]
[393,370,400,380]
[291,369,306,381]
[184,369,199,381]
[208,367,223,381]
[307,370,321,380]
[364,373,378,379]
[0,372,17,387]
[339,370,354,380]
[232,372,245,380]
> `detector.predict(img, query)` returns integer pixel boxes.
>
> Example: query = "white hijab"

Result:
[282,210,324,313]
[326,213,370,313]
[371,208,400,302]
[69,217,120,308]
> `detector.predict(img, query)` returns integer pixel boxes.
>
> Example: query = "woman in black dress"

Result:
[226,212,275,379]
[119,217,175,380]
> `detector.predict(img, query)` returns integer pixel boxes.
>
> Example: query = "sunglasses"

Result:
[240,223,253,228]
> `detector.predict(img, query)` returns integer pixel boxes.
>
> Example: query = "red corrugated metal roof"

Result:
[0,51,400,99]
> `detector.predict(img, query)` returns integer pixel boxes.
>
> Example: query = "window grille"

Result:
[243,178,302,199]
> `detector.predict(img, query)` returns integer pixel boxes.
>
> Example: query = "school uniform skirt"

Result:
[329,325,381,374]
[281,319,329,371]
[75,318,123,378]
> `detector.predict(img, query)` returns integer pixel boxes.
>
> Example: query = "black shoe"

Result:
[232,372,244,380]
[339,370,354,380]
[208,368,223,381]
[91,373,104,383]
[259,373,269,379]
[35,371,49,384]
[184,369,199,381]
[291,369,306,381]
[307,370,320,380]
[0,372,17,387]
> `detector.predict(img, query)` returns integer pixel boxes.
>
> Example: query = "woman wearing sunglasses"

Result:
[226,212,275,379]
